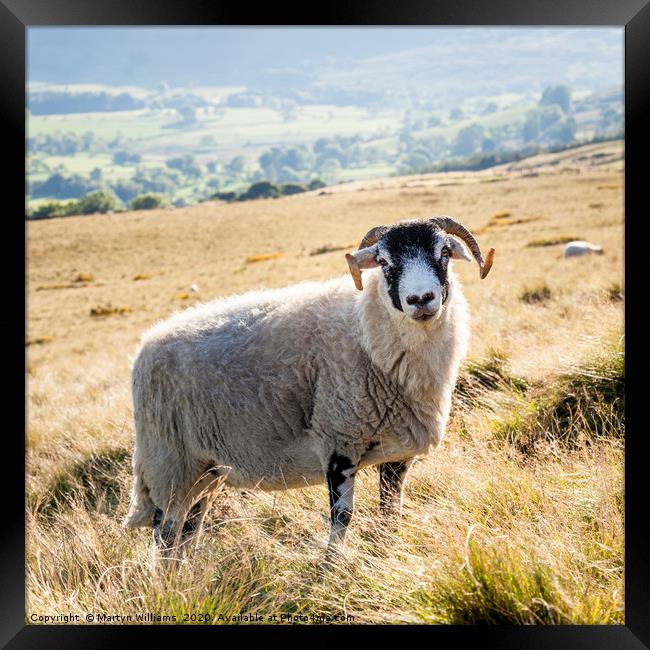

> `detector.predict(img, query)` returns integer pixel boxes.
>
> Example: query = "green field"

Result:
[29,105,402,155]
[27,82,622,213]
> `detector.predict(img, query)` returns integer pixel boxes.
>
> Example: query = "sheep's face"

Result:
[367,222,471,323]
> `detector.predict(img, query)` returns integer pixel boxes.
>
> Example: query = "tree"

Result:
[275,166,300,183]
[451,124,484,157]
[319,158,341,183]
[129,167,182,196]
[28,201,72,220]
[539,105,563,130]
[313,138,331,155]
[545,117,577,145]
[226,156,246,175]
[111,180,144,203]
[319,145,347,168]
[211,191,237,202]
[481,138,497,153]
[239,181,280,201]
[166,154,203,178]
[31,173,96,199]
[75,189,122,215]
[112,150,141,165]
[200,135,217,148]
[177,104,198,125]
[81,131,95,151]
[282,146,313,171]
[522,113,541,142]
[403,145,433,171]
[131,193,167,211]
[259,145,314,183]
[539,85,572,114]
[308,179,326,191]
[279,183,307,196]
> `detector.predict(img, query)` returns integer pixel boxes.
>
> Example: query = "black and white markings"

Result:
[377,223,454,317]
[326,452,357,546]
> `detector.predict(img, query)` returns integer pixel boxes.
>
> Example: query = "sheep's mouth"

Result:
[413,313,434,322]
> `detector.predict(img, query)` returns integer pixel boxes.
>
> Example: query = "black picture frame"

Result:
[6,1,648,646]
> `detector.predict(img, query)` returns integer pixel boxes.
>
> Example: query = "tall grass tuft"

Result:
[492,333,624,453]
[520,283,552,304]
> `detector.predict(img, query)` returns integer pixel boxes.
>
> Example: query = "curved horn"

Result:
[346,225,388,291]
[357,225,388,251]
[430,216,495,279]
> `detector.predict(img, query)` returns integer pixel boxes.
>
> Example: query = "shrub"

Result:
[28,201,72,220]
[239,181,280,201]
[456,349,528,408]
[308,179,327,190]
[130,193,167,211]
[606,282,624,302]
[75,189,123,215]
[112,150,141,166]
[279,183,307,196]
[492,334,624,453]
[211,191,238,202]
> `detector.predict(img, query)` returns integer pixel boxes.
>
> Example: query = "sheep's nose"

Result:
[405,292,435,306]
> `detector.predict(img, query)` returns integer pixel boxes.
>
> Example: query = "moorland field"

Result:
[27,140,624,624]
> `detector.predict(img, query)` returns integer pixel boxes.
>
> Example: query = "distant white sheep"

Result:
[564,241,604,257]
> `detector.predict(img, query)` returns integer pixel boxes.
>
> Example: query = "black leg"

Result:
[152,510,179,556]
[180,498,208,546]
[379,459,413,518]
[326,452,357,548]
[152,506,163,529]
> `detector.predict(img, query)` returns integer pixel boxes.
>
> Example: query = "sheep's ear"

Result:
[345,245,379,291]
[448,236,472,262]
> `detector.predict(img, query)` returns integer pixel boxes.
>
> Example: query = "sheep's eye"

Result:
[441,247,450,258]
[377,257,388,267]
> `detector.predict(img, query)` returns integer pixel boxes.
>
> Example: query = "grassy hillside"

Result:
[26,141,624,624]
[27,77,623,213]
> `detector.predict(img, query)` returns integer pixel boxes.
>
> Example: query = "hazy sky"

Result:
[28,27,623,94]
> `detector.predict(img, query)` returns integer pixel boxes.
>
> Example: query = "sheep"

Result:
[564,240,604,257]
[123,217,495,556]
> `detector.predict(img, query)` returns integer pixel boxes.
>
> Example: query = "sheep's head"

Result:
[346,217,495,323]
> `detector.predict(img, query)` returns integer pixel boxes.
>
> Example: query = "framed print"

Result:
[5,0,648,646]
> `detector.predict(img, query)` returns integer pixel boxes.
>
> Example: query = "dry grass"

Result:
[26,336,55,346]
[26,141,624,625]
[520,283,553,304]
[309,243,355,256]
[245,252,286,264]
[89,305,134,317]
[527,235,581,247]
